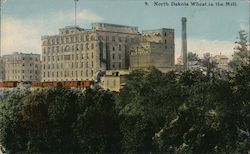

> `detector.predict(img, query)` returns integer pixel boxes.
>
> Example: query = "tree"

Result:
[0,89,30,153]
[229,30,250,71]
[74,88,121,153]
[188,52,199,61]
[201,52,217,77]
[153,73,242,153]
[231,65,250,152]
[119,68,184,153]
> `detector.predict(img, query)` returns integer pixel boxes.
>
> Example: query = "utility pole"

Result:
[74,0,78,26]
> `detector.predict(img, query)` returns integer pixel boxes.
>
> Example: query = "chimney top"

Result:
[182,17,187,22]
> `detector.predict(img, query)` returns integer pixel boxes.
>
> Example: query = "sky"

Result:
[1,0,250,61]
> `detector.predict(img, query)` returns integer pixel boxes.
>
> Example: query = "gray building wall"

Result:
[0,57,4,81]
[3,52,41,82]
[130,28,175,69]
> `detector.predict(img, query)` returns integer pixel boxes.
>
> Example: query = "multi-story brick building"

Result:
[3,52,41,82]
[41,23,140,82]
[41,23,175,82]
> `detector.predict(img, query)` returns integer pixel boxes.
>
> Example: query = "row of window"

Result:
[6,63,39,68]
[44,35,138,46]
[44,43,95,54]
[43,43,125,54]
[43,61,94,70]
[6,75,39,80]
[6,70,38,74]
[4,57,39,61]
[43,70,94,78]
[43,53,94,62]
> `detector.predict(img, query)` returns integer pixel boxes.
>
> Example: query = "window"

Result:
[119,45,122,51]
[86,70,88,77]
[76,44,79,51]
[112,54,115,60]
[86,43,89,50]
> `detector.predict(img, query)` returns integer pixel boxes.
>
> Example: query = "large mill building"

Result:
[41,23,175,82]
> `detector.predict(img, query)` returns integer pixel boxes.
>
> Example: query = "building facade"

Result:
[100,70,130,92]
[130,28,175,70]
[3,52,41,82]
[0,57,4,81]
[41,23,141,82]
[213,54,229,71]
[41,23,175,82]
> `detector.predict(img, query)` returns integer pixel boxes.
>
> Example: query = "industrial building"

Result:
[2,52,41,82]
[130,28,175,73]
[41,23,175,82]
[0,57,4,81]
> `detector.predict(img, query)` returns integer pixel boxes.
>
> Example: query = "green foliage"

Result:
[0,87,120,153]
[229,30,250,71]
[119,68,184,153]
[0,65,250,153]
[74,88,121,153]
[188,52,200,61]
[0,89,30,153]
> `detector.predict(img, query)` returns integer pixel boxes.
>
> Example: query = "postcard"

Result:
[0,0,249,153]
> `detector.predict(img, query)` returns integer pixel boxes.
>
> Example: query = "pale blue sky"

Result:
[1,0,250,59]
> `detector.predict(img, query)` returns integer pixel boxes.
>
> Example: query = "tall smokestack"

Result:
[181,17,187,66]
